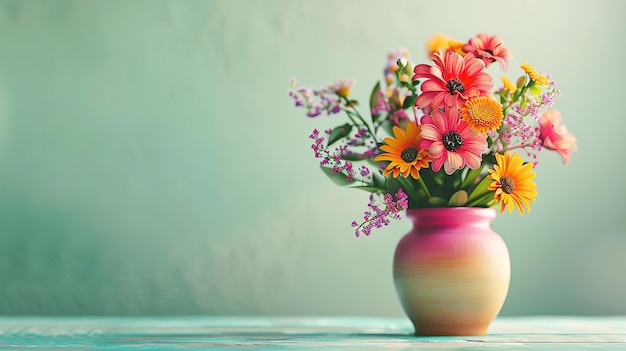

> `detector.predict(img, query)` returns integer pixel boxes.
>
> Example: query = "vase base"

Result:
[413,324,488,336]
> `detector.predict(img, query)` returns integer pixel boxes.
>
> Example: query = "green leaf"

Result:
[399,80,414,90]
[487,136,494,148]
[498,91,507,105]
[467,192,496,208]
[327,123,352,146]
[402,94,417,109]
[372,170,387,189]
[466,175,493,206]
[482,153,497,167]
[448,190,468,206]
[339,153,363,161]
[369,81,382,122]
[520,96,528,109]
[320,167,354,186]
[460,167,483,190]
[529,82,541,95]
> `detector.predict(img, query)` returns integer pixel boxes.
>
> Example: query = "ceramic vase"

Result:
[393,207,510,336]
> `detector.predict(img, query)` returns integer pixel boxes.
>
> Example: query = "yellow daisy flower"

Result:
[461,97,504,133]
[426,33,451,56]
[501,75,517,93]
[487,152,537,214]
[447,39,466,56]
[374,123,431,179]
[426,33,465,58]
[520,63,550,86]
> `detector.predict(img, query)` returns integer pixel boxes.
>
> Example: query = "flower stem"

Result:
[341,97,375,139]
[502,144,527,152]
[416,176,431,198]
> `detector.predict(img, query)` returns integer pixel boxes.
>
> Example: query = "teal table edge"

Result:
[0,315,625,349]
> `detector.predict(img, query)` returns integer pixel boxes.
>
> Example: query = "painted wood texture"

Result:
[0,316,625,349]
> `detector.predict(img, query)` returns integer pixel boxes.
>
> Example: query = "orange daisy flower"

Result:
[461,96,504,133]
[374,123,431,179]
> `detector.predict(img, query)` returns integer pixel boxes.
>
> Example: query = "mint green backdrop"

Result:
[0,0,624,315]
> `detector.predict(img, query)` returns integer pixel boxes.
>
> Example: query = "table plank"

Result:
[0,316,624,349]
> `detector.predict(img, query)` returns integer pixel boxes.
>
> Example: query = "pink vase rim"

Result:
[406,206,495,211]
[406,207,496,215]
[405,207,497,223]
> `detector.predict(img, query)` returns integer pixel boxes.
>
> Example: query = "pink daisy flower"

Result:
[463,33,513,70]
[420,108,488,175]
[412,50,494,110]
[538,110,577,164]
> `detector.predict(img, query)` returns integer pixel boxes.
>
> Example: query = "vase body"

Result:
[393,207,510,336]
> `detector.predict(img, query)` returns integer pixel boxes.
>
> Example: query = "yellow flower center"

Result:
[500,176,515,194]
[335,86,351,98]
[461,97,504,133]
[400,147,418,163]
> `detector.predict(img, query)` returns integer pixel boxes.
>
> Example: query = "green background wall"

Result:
[0,0,624,315]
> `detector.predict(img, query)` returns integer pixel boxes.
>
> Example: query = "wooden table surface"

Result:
[0,316,625,349]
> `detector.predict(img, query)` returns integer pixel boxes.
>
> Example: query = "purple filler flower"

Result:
[352,189,408,237]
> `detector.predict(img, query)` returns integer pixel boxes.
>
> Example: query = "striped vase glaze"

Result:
[393,207,510,336]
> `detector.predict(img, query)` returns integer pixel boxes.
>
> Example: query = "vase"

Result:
[393,207,510,336]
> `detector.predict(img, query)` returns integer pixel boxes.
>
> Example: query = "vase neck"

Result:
[407,207,496,232]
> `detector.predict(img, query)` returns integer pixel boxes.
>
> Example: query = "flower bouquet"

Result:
[287,33,577,237]
[288,33,578,336]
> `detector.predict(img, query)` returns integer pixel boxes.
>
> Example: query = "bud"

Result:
[516,75,527,89]
[397,58,414,81]
[396,58,408,70]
